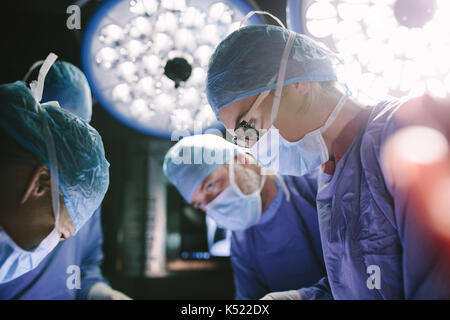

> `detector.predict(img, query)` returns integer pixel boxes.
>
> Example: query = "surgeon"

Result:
[0,54,109,290]
[206,14,450,299]
[0,59,130,299]
[163,134,329,300]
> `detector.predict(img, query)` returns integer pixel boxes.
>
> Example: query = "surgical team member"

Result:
[0,61,130,299]
[163,134,329,300]
[0,56,109,285]
[206,21,450,299]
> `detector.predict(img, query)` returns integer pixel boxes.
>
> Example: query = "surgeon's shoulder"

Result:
[391,94,450,139]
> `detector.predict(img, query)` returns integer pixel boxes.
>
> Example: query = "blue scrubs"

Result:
[316,95,450,299]
[230,174,330,300]
[0,209,107,299]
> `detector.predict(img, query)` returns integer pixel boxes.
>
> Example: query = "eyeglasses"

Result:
[232,90,271,148]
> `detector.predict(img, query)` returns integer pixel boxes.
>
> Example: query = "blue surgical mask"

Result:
[205,164,266,231]
[251,95,347,176]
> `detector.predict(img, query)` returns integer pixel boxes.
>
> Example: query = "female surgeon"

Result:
[206,14,450,299]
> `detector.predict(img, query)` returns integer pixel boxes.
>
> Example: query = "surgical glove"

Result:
[260,290,301,300]
[88,282,132,300]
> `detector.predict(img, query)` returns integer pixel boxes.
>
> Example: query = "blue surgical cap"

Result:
[0,82,109,233]
[207,25,342,115]
[26,61,92,122]
[163,134,245,203]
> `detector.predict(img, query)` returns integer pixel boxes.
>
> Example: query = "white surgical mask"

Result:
[205,164,266,231]
[251,95,347,176]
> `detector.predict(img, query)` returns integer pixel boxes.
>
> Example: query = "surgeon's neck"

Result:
[260,174,278,213]
[322,95,364,159]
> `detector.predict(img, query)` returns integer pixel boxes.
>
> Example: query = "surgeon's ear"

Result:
[20,163,51,204]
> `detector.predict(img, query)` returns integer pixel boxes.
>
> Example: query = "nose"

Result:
[58,213,75,241]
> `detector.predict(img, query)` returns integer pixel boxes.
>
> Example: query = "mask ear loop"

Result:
[320,95,348,134]
[276,175,291,202]
[30,53,61,230]
[240,10,286,28]
[271,31,296,124]
[23,60,44,83]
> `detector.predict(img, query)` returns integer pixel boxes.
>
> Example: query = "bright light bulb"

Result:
[161,0,186,11]
[155,12,178,34]
[137,76,156,96]
[209,2,232,24]
[159,76,176,91]
[201,24,220,45]
[337,3,369,22]
[129,0,158,15]
[99,24,124,45]
[127,16,152,39]
[130,98,149,118]
[187,67,206,87]
[96,47,119,69]
[123,39,146,59]
[117,61,138,82]
[179,87,201,107]
[142,55,161,75]
[195,45,213,66]
[174,28,196,52]
[154,93,175,112]
[171,108,193,130]
[305,1,337,38]
[180,7,205,28]
[112,83,132,103]
[151,33,173,54]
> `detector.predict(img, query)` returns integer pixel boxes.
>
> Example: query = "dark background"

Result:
[0,0,287,299]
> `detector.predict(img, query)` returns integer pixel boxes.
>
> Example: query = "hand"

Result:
[260,290,301,300]
[88,282,132,300]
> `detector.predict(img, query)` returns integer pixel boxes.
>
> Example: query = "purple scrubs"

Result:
[230,174,330,300]
[316,95,450,299]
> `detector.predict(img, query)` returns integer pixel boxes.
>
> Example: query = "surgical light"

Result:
[82,0,262,138]
[287,0,450,104]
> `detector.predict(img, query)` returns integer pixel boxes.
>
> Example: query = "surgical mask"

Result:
[251,95,347,176]
[205,163,267,231]
[0,53,62,284]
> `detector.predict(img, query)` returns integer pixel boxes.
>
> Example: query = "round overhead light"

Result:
[82,0,262,138]
[287,0,450,104]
